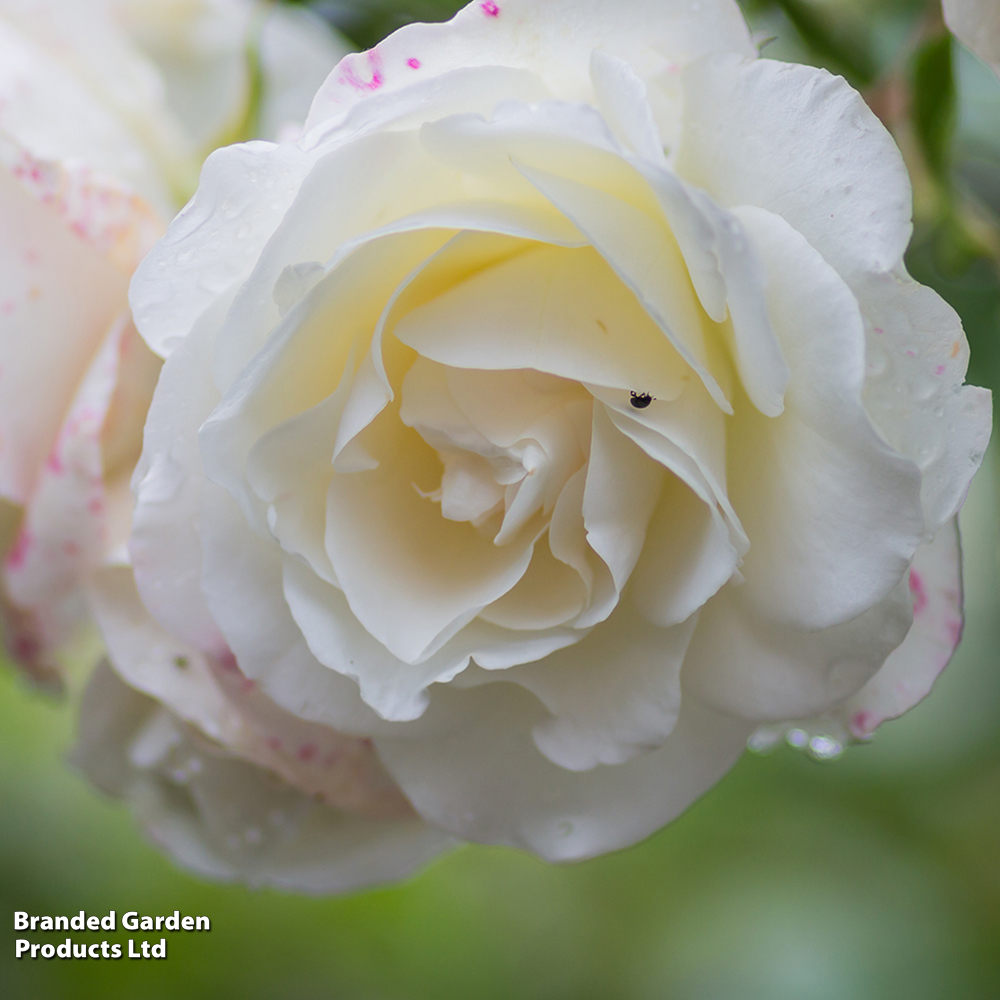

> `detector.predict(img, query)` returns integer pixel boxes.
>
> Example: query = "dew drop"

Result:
[808,735,844,761]
[786,728,809,749]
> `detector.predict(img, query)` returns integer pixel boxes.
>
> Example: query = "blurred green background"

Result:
[4,1,1000,997]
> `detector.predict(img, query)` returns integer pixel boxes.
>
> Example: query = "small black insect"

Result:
[629,391,653,409]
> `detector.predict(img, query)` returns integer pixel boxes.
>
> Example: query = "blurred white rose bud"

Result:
[0,0,347,686]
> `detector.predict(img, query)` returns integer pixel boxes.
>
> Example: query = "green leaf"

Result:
[770,0,879,87]
[912,33,957,185]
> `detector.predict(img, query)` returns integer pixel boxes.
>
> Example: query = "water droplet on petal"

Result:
[808,735,844,761]
[786,728,809,749]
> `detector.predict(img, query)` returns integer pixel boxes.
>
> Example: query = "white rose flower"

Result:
[111,0,990,880]
[944,0,1000,77]
[0,0,346,684]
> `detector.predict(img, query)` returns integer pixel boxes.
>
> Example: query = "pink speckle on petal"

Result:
[46,451,64,474]
[266,736,282,751]
[87,497,104,515]
[850,711,876,738]
[12,632,41,664]
[905,349,916,358]
[909,569,928,615]
[934,364,946,375]
[946,618,963,647]
[342,49,384,92]
[62,540,80,557]
[297,742,317,763]
[481,1,500,15]
[218,649,240,673]
[407,57,421,69]
[1,300,14,315]
[874,327,884,335]
[6,530,31,570]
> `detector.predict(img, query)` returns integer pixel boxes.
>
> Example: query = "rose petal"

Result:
[630,471,740,628]
[0,158,128,503]
[130,307,228,652]
[678,54,913,282]
[684,578,913,723]
[856,268,992,537]
[835,517,967,739]
[4,313,130,652]
[394,241,691,401]
[283,549,583,722]
[199,480,409,738]
[589,50,666,161]
[516,161,733,412]
[728,206,924,630]
[306,0,753,131]
[506,597,697,770]
[582,402,665,599]
[89,563,416,820]
[376,682,750,861]
[73,663,452,894]
[130,139,312,358]
[214,67,555,387]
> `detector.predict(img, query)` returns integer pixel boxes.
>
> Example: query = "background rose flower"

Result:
[0,0,347,685]
[112,0,990,883]
[944,0,1000,77]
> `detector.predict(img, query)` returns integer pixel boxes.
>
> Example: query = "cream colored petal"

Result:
[582,403,664,599]
[129,139,312,358]
[834,517,967,739]
[684,578,913,723]
[630,472,740,629]
[857,267,992,537]
[728,206,924,631]
[306,0,753,130]
[506,598,697,771]
[394,242,690,401]
[678,54,913,283]
[377,681,750,861]
[129,304,228,652]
